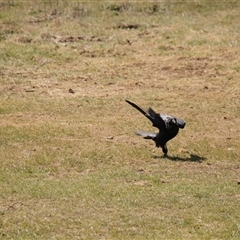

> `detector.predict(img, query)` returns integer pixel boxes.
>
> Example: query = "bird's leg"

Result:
[162,145,168,157]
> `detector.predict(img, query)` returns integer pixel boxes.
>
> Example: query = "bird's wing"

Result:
[135,131,157,139]
[147,107,166,131]
[126,100,166,131]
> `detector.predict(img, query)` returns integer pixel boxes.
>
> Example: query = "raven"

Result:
[126,100,186,157]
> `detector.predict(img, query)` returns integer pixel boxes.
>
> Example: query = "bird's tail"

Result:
[126,100,165,130]
[126,100,147,115]
[126,100,152,122]
[135,131,157,140]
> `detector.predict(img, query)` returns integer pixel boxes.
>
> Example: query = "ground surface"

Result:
[0,1,240,239]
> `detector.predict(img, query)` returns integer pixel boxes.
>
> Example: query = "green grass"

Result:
[0,1,240,239]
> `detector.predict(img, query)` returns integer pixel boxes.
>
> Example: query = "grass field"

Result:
[0,1,240,239]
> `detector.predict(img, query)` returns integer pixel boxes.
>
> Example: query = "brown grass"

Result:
[0,1,240,239]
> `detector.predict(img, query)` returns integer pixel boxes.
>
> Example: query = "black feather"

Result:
[126,100,186,156]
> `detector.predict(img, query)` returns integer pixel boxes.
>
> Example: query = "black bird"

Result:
[126,100,186,157]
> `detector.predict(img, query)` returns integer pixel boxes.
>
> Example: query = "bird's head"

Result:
[176,118,186,129]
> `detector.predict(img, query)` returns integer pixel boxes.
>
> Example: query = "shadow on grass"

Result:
[153,154,206,163]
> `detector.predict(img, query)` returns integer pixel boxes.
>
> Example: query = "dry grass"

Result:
[0,1,240,239]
